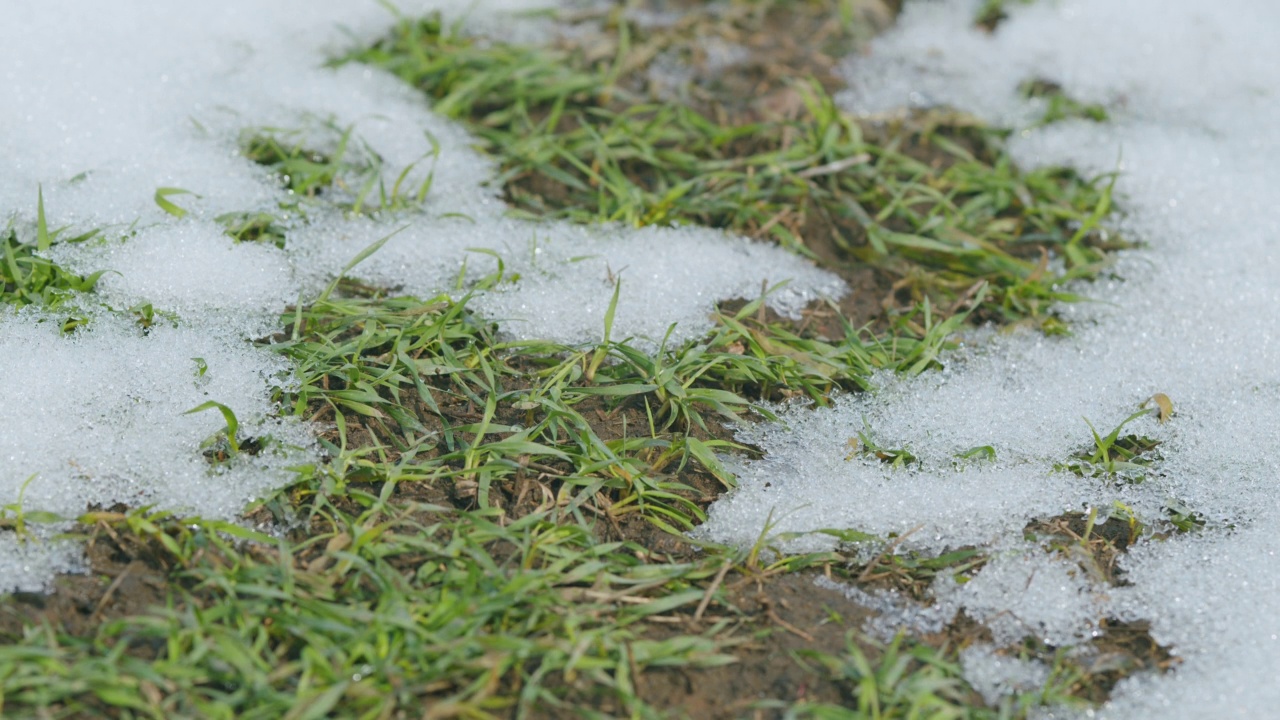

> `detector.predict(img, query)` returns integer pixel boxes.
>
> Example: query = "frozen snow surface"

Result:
[0,0,842,592]
[700,0,1280,715]
[7,0,1280,714]
[290,215,843,348]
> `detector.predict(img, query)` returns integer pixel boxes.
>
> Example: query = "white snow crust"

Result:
[6,0,1280,714]
[0,0,841,593]
[699,0,1280,715]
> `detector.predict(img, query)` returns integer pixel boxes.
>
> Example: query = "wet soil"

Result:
[0,517,171,642]
[4,510,1176,719]
[520,1,1041,335]
[0,3,1172,718]
[605,573,882,718]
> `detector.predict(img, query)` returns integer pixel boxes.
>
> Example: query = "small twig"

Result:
[946,280,987,316]
[694,560,733,621]
[767,608,815,642]
[857,523,924,584]
[93,561,141,620]
[525,460,567,477]
[796,153,871,179]
[751,208,790,239]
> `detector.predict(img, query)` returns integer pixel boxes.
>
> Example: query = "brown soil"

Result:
[0,513,171,642]
[605,0,900,124]
[527,17,1031,335]
[627,573,881,718]
[1025,511,1143,586]
[0,3,1168,718]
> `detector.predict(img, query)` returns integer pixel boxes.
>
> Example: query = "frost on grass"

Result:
[1,0,844,590]
[700,0,1280,715]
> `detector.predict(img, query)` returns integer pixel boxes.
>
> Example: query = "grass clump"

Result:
[340,8,1123,331]
[0,501,732,718]
[267,270,994,534]
[2,190,106,316]
[1020,80,1110,127]
[2,191,184,334]
[975,0,1036,31]
[791,633,988,719]
[1056,408,1163,484]
[216,120,442,248]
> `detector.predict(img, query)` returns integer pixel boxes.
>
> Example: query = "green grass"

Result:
[209,120,443,250]
[0,503,732,718]
[1,190,107,323]
[0,277,1111,717]
[790,634,991,719]
[267,271,999,534]
[975,0,1037,30]
[237,122,437,217]
[1020,81,1110,127]
[339,12,1124,329]
[0,3,1155,717]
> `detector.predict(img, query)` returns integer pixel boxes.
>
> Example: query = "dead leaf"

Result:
[1145,393,1174,424]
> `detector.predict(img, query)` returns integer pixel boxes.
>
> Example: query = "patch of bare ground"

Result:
[0,507,172,643]
[618,573,882,718]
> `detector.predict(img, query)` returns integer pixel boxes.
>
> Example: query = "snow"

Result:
[0,0,841,594]
[0,312,313,534]
[288,213,843,348]
[699,0,1280,715]
[5,0,1280,714]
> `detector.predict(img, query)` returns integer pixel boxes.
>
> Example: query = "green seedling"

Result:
[2,189,108,312]
[584,276,621,383]
[1059,408,1161,482]
[184,400,243,456]
[215,210,289,248]
[976,0,1037,30]
[1164,498,1207,533]
[792,632,980,718]
[1021,79,1110,126]
[242,125,362,200]
[849,428,919,469]
[0,475,62,543]
[238,121,438,219]
[957,445,997,461]
[154,186,200,218]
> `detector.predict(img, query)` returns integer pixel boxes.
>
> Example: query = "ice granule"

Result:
[0,313,313,521]
[47,220,299,332]
[960,644,1051,707]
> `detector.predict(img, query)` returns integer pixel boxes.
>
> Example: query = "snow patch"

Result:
[1,0,843,593]
[700,0,1280,714]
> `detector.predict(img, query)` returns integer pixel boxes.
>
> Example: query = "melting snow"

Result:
[5,0,1280,714]
[700,0,1280,714]
[0,0,840,593]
